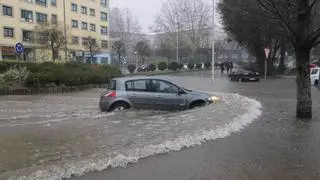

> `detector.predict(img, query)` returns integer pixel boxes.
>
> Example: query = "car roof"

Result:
[112,75,174,81]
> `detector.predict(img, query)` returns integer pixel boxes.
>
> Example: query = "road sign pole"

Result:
[264,59,267,80]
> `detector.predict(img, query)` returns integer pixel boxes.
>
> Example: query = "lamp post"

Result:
[134,51,138,69]
[176,19,179,63]
[211,0,215,81]
[63,0,68,61]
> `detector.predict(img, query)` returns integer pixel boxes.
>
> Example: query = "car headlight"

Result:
[208,96,222,103]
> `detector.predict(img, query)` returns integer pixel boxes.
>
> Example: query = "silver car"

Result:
[99,76,220,112]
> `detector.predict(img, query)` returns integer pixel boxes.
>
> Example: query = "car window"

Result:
[109,80,116,90]
[125,80,148,92]
[311,69,318,75]
[150,80,179,94]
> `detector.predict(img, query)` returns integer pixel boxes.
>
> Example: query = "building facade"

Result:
[0,0,109,62]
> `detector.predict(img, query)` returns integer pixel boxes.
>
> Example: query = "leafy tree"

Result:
[34,23,65,62]
[168,62,179,71]
[84,36,100,64]
[127,64,136,74]
[158,62,168,71]
[255,0,320,119]
[112,40,126,66]
[135,41,152,63]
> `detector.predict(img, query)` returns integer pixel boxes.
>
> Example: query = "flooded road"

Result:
[0,73,262,180]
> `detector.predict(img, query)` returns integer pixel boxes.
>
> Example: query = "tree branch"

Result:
[256,0,297,36]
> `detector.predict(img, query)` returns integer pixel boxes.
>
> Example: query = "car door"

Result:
[151,79,186,111]
[125,79,155,109]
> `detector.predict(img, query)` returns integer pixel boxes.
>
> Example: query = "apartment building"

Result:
[0,0,109,62]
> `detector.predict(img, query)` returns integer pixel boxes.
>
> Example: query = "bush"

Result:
[127,64,136,74]
[195,63,202,69]
[187,63,194,70]
[158,62,168,71]
[178,63,184,70]
[204,61,211,69]
[168,62,179,71]
[148,63,156,71]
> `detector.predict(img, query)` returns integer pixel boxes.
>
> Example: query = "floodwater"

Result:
[0,73,262,180]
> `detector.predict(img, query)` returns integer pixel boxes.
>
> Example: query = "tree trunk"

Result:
[278,43,286,74]
[90,49,94,64]
[51,45,55,62]
[295,48,312,119]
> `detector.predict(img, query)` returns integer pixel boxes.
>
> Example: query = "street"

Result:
[1,71,320,180]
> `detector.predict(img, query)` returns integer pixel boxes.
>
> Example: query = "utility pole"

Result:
[63,0,68,61]
[176,19,179,63]
[211,0,215,81]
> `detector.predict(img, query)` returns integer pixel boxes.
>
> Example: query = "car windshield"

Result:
[311,69,318,75]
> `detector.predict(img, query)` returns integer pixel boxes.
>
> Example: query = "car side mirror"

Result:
[178,88,186,95]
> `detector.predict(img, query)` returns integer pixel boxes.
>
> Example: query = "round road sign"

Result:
[15,42,24,54]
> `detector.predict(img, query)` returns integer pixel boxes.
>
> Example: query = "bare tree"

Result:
[109,8,143,53]
[135,40,152,64]
[84,36,100,64]
[256,0,320,119]
[112,40,126,66]
[34,22,65,62]
[154,0,211,48]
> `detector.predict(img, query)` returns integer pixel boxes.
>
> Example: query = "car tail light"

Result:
[104,91,116,97]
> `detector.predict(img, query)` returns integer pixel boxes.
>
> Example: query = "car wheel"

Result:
[315,80,319,86]
[109,102,130,112]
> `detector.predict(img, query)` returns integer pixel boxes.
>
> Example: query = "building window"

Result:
[82,37,89,46]
[21,9,33,22]
[71,20,78,28]
[22,30,33,42]
[72,36,79,45]
[90,24,96,32]
[101,26,108,35]
[81,22,88,30]
[51,0,56,6]
[37,32,49,44]
[36,0,47,6]
[101,40,108,48]
[36,12,47,23]
[101,0,107,6]
[3,5,13,17]
[81,6,87,14]
[89,8,95,16]
[25,0,33,3]
[51,14,57,24]
[71,3,77,12]
[4,27,14,38]
[101,12,107,21]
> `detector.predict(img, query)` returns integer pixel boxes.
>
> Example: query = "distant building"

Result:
[0,0,110,62]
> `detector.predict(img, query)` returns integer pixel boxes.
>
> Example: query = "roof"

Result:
[112,75,175,82]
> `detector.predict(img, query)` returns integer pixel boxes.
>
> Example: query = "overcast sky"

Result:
[110,0,221,34]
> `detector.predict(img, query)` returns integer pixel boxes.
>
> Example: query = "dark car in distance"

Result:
[228,68,260,82]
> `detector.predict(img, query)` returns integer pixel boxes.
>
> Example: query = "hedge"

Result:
[0,62,121,88]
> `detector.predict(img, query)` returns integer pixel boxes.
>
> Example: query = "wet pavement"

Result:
[73,72,320,180]
[0,71,262,180]
[1,71,320,180]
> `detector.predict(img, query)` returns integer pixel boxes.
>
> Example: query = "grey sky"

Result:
[110,0,221,34]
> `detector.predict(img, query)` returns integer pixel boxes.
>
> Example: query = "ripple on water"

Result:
[0,92,262,180]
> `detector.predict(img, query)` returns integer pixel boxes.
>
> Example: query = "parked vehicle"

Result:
[99,76,221,112]
[310,67,320,86]
[137,64,150,72]
[228,68,260,82]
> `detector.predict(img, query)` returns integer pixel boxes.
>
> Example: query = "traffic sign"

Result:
[15,42,24,54]
[264,48,270,59]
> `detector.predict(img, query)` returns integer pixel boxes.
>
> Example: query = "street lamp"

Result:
[134,51,138,68]
[211,0,215,82]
